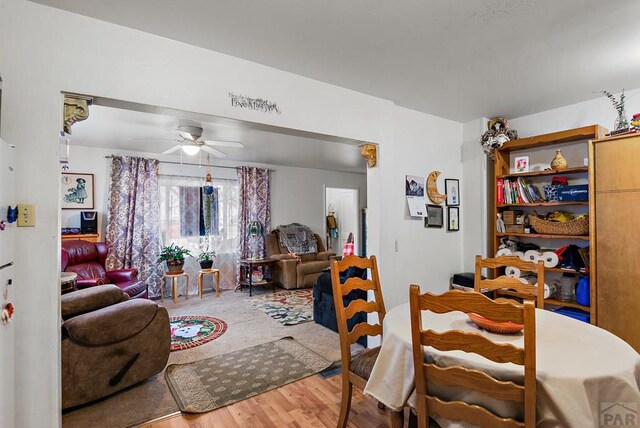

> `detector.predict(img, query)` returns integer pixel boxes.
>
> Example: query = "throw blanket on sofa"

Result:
[276,223,318,254]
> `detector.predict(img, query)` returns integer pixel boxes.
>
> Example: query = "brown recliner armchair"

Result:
[61,240,148,298]
[266,229,337,289]
[61,284,170,409]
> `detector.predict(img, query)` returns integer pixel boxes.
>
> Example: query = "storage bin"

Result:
[553,307,590,323]
[557,184,588,201]
[450,272,491,296]
[502,210,522,225]
[505,224,525,234]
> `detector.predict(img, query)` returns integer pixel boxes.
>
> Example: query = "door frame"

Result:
[323,186,360,256]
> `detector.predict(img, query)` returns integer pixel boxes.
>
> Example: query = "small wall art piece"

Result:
[444,179,460,206]
[61,173,94,209]
[425,204,444,228]
[406,174,426,217]
[426,171,446,204]
[448,207,460,231]
[515,156,529,173]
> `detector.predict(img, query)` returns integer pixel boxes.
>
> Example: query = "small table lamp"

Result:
[246,220,265,259]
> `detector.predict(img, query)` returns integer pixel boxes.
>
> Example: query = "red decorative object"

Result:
[467,313,524,334]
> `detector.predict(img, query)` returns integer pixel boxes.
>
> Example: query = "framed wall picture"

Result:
[61,173,94,209]
[445,179,460,206]
[425,204,443,228]
[448,207,460,231]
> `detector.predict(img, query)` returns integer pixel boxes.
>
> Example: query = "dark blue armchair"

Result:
[313,267,368,347]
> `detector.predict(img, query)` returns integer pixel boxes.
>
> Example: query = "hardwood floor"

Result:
[141,373,393,428]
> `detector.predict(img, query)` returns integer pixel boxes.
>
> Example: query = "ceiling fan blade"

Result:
[203,139,244,148]
[178,131,194,141]
[161,145,182,154]
[201,145,227,158]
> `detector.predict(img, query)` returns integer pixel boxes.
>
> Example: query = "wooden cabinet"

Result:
[61,233,100,243]
[590,133,640,351]
[491,125,608,323]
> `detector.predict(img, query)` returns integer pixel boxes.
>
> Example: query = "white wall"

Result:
[271,167,366,236]
[509,88,640,136]
[378,106,464,311]
[61,145,367,240]
[461,118,489,271]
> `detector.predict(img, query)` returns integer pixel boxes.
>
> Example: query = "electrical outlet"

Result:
[17,204,35,227]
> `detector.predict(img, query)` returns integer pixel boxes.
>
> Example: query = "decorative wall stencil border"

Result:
[229,92,281,114]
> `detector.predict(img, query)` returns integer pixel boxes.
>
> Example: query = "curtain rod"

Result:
[104,155,273,171]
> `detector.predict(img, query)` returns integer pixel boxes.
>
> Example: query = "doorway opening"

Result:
[325,187,360,257]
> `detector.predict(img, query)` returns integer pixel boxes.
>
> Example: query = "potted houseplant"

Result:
[197,250,216,269]
[157,243,192,274]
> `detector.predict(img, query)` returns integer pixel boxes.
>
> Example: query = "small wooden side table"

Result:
[198,269,220,298]
[237,258,276,297]
[161,272,189,304]
[60,272,78,295]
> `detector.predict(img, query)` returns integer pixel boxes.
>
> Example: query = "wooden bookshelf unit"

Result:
[491,125,608,323]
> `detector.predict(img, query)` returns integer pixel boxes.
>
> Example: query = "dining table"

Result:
[364,302,640,428]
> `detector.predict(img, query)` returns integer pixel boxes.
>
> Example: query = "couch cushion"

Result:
[63,299,160,346]
[297,260,330,277]
[62,240,100,265]
[299,253,318,262]
[116,280,148,297]
[66,262,107,282]
[350,347,381,380]
[61,284,129,320]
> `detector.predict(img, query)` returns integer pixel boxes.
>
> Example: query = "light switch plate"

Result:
[17,204,35,227]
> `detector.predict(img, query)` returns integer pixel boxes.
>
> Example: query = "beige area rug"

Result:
[62,287,353,428]
[165,337,331,413]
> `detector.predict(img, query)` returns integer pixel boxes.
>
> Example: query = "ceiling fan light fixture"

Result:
[181,145,200,156]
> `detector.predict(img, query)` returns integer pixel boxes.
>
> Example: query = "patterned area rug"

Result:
[246,288,313,325]
[169,316,228,352]
[165,337,331,413]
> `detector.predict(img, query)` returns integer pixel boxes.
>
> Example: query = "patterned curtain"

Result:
[236,167,271,282]
[105,156,161,296]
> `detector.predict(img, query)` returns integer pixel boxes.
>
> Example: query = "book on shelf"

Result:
[496,178,504,204]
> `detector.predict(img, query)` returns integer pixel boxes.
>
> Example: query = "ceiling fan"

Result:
[134,125,244,157]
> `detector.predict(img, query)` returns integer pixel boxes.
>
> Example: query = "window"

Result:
[159,174,238,290]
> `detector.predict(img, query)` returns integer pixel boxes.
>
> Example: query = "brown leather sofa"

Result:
[61,240,148,298]
[265,230,337,289]
[61,284,170,409]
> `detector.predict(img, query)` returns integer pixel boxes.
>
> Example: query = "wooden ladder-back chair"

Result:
[409,286,536,428]
[475,255,546,308]
[330,255,386,428]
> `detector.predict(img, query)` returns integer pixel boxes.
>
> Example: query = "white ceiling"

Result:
[69,103,366,173]
[30,0,640,121]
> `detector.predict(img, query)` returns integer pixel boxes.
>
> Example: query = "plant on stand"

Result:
[197,250,216,270]
[157,243,192,274]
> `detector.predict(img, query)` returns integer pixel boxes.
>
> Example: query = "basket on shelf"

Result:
[529,215,589,236]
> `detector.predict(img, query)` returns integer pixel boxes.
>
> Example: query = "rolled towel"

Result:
[541,251,559,268]
[534,282,554,299]
[520,276,554,298]
[505,266,521,278]
[524,250,541,263]
[496,248,513,257]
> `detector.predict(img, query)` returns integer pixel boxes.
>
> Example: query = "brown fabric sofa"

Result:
[266,229,337,289]
[61,284,170,409]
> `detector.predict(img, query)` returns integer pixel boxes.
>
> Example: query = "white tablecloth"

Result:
[364,303,640,428]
